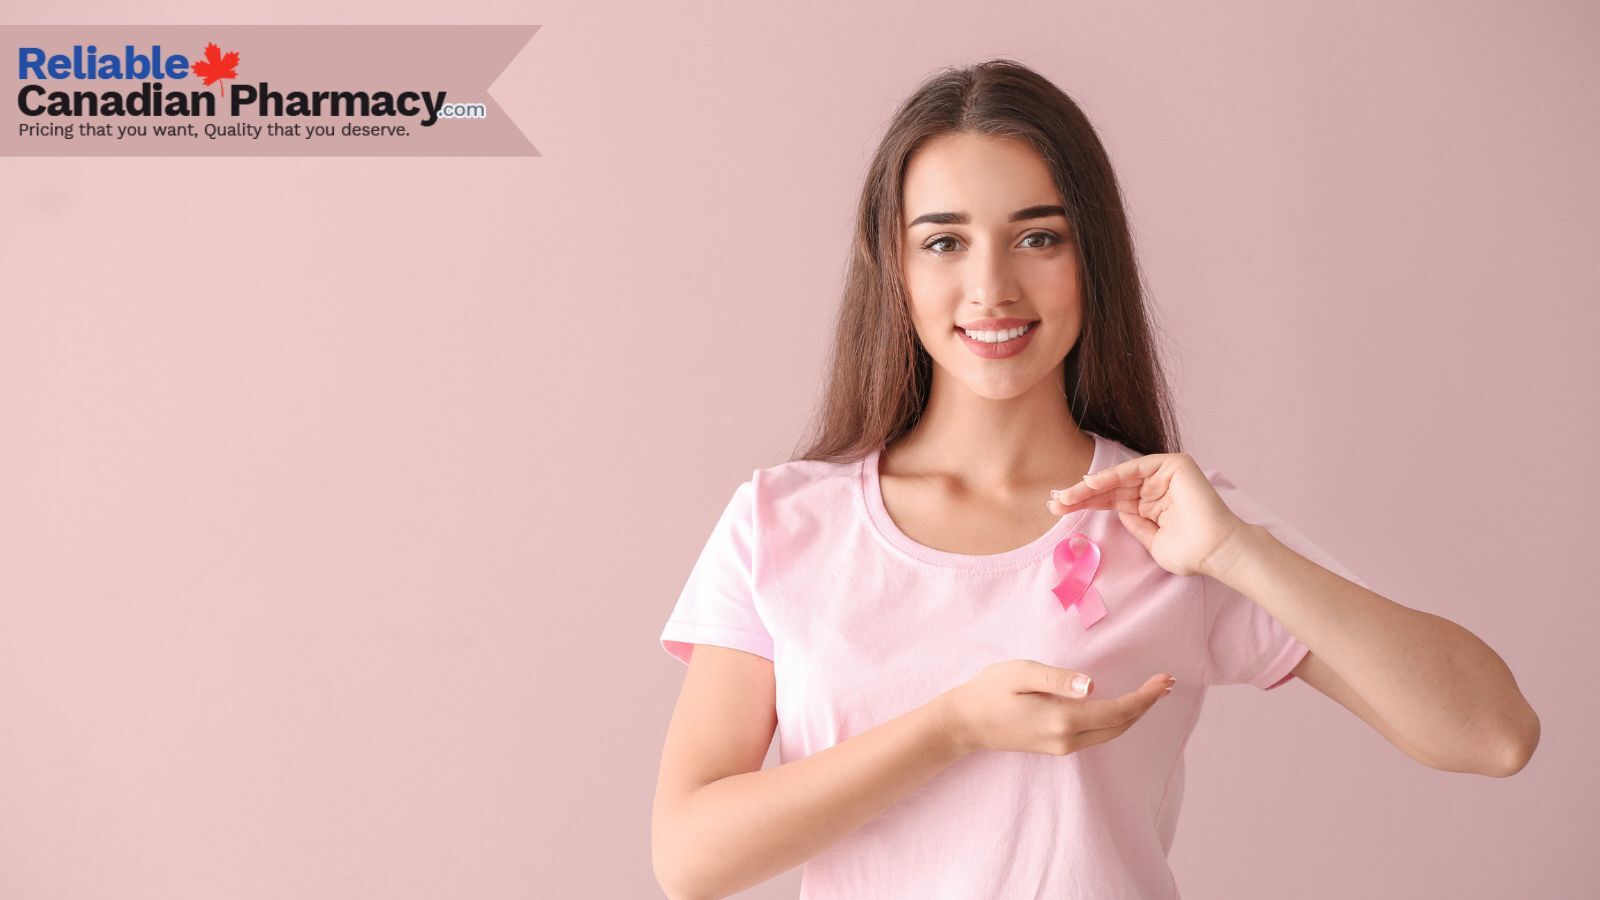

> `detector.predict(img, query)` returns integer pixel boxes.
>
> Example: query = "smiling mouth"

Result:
[954,321,1039,342]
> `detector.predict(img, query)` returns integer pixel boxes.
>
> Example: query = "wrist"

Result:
[931,689,974,758]
[1200,519,1267,582]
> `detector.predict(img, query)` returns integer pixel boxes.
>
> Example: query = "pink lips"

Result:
[956,321,1038,359]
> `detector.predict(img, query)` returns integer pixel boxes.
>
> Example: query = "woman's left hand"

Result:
[1046,453,1246,578]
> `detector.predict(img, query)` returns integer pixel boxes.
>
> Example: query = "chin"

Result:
[958,377,1037,402]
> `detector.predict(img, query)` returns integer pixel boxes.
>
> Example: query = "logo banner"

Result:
[2,25,539,156]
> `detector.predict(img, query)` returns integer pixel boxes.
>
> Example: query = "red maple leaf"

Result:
[192,42,240,100]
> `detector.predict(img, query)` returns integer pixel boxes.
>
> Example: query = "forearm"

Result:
[1206,523,1539,774]
[658,693,966,900]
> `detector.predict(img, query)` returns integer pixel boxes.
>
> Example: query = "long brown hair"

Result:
[790,58,1182,464]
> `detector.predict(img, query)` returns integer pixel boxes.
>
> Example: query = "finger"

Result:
[1049,482,1143,508]
[1050,478,1148,509]
[1118,510,1160,547]
[1070,674,1173,732]
[1018,660,1096,699]
[1049,479,1114,508]
[1071,698,1165,749]
[1060,483,1144,502]
[1047,488,1144,514]
[1051,454,1170,505]
[1082,455,1169,490]
[1071,708,1155,748]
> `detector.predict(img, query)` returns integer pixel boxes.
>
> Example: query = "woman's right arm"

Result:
[651,643,967,900]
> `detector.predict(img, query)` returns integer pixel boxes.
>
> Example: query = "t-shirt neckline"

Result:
[859,431,1106,572]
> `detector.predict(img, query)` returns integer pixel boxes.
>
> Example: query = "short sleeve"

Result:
[1201,467,1370,691]
[659,476,775,666]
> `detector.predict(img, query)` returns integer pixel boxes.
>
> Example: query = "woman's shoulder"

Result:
[736,453,867,529]
[753,453,862,496]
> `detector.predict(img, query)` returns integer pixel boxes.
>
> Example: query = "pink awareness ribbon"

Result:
[1051,532,1107,629]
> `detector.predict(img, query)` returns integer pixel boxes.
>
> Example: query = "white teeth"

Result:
[962,323,1032,343]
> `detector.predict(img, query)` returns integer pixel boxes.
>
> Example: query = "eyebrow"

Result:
[906,204,1068,229]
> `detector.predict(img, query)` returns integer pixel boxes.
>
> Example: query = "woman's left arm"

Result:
[1049,451,1541,779]
[1202,525,1540,778]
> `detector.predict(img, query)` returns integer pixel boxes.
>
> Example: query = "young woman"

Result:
[651,58,1539,900]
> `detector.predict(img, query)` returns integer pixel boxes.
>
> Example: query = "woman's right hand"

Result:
[936,660,1175,756]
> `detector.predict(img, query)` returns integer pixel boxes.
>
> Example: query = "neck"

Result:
[884,365,1093,491]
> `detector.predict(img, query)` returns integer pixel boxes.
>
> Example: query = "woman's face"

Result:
[900,132,1083,400]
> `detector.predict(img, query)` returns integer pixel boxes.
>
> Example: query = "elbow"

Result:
[653,818,715,900]
[659,877,710,896]
[657,872,716,900]
[1486,707,1540,778]
[654,850,706,900]
[657,879,709,900]
[655,865,712,900]
[653,837,700,900]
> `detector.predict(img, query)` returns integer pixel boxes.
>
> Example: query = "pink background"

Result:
[2,2,1594,898]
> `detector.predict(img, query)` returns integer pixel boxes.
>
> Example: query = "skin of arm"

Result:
[1203,522,1541,777]
[653,683,966,900]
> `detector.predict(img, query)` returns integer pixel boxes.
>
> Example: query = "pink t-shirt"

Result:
[659,430,1367,899]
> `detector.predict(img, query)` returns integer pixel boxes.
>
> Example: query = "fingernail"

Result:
[1071,674,1091,695]
[1050,489,1062,499]
[1165,676,1177,687]
[1162,686,1173,695]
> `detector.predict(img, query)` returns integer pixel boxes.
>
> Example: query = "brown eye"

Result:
[920,232,1062,255]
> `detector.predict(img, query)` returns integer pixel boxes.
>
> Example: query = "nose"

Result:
[963,239,1022,309]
